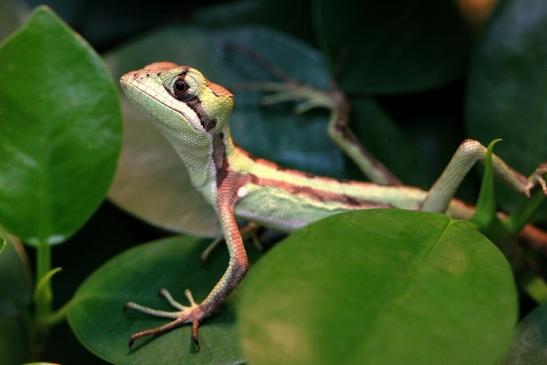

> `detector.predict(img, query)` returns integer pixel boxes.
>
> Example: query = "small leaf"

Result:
[470,139,501,230]
[469,139,516,253]
[239,209,517,365]
[33,267,62,318]
[466,0,547,220]
[67,236,258,364]
[505,303,547,365]
[0,6,122,245]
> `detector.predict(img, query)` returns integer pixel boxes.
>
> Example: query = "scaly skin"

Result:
[119,62,547,350]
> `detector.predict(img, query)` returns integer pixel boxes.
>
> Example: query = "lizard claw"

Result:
[125,288,205,350]
[525,162,547,197]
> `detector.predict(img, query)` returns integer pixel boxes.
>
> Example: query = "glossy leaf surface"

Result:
[0,6,122,245]
[239,209,517,365]
[67,236,257,365]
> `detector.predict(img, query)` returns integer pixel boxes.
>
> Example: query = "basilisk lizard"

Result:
[120,62,547,350]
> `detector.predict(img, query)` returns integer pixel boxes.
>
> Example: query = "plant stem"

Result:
[35,241,52,317]
[43,299,71,326]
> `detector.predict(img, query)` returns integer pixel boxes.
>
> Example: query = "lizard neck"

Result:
[191,124,237,205]
[162,128,213,189]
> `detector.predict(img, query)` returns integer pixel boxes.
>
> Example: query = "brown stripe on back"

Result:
[234,146,377,188]
[249,174,390,209]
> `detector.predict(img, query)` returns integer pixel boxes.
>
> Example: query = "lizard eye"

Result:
[168,75,197,101]
[171,78,197,102]
[173,79,189,96]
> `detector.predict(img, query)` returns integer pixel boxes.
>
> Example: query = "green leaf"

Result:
[0,6,122,245]
[67,236,253,364]
[469,140,516,253]
[313,0,471,94]
[238,209,517,365]
[107,26,350,235]
[466,0,547,221]
[0,236,33,364]
[505,303,547,364]
[470,139,500,230]
[33,267,62,318]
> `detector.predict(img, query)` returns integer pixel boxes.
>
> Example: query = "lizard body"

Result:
[120,62,547,349]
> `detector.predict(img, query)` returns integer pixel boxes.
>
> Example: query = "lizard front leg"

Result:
[125,176,248,350]
[252,82,401,185]
[422,139,547,213]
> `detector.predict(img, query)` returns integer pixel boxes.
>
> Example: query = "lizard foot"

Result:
[525,162,547,197]
[124,288,204,350]
[238,81,333,114]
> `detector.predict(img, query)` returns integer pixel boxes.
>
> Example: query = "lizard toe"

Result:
[125,288,205,350]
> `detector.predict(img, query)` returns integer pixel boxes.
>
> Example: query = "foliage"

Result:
[0,0,546,364]
[239,210,516,365]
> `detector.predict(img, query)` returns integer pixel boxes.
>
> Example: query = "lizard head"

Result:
[120,62,234,139]
[120,62,235,187]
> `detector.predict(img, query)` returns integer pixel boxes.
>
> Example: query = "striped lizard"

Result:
[120,62,547,350]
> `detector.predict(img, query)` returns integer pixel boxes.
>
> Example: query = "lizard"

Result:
[119,61,547,350]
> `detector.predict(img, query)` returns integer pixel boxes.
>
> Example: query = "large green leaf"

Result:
[505,303,547,364]
[466,0,547,220]
[108,26,409,235]
[0,236,33,364]
[313,0,471,94]
[0,6,122,245]
[68,236,261,364]
[238,209,517,365]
